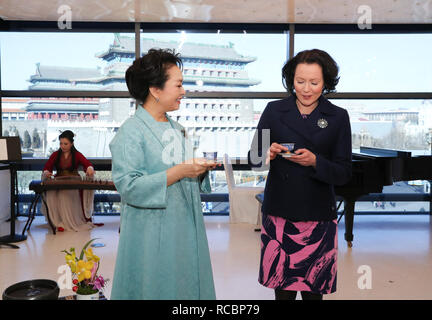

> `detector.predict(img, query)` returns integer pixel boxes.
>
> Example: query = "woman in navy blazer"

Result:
[249,49,352,300]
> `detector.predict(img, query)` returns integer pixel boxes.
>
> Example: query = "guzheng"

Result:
[24,177,117,235]
[30,177,117,193]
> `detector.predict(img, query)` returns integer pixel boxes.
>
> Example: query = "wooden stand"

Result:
[0,163,27,249]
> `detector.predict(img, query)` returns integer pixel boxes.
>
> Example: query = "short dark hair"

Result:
[282,49,340,96]
[125,48,183,104]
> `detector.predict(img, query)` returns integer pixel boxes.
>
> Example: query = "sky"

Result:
[0,31,431,112]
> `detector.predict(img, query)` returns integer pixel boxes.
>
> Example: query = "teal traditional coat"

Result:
[109,107,216,300]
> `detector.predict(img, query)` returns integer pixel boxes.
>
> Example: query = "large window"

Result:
[0,32,134,91]
[329,99,431,154]
[1,23,430,216]
[295,33,432,93]
[1,97,134,157]
[0,32,135,158]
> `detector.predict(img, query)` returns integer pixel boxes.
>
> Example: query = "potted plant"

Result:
[62,238,108,300]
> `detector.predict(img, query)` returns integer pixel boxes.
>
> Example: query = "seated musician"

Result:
[42,130,98,232]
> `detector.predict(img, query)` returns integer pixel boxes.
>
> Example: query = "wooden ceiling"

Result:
[0,0,431,24]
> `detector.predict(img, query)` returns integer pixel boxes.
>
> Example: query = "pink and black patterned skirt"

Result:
[259,214,338,294]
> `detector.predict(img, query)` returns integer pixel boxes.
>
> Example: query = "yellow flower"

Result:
[65,252,76,264]
[65,252,77,273]
[68,260,77,273]
[76,260,94,282]
[84,248,100,262]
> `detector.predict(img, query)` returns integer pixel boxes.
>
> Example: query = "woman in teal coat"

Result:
[109,49,217,300]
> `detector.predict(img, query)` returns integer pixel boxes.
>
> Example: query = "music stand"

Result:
[0,136,27,249]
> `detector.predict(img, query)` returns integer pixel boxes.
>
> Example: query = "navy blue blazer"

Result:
[248,95,352,221]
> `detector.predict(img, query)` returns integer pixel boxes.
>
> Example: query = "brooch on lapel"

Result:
[317,118,328,129]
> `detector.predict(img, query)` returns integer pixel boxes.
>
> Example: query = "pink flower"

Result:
[92,276,105,291]
[90,262,99,281]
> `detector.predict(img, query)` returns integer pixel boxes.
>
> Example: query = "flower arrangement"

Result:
[62,238,108,295]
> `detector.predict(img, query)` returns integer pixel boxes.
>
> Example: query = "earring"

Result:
[155,96,159,103]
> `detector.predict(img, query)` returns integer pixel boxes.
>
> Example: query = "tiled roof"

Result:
[97,35,256,63]
[29,35,258,85]
[30,63,101,81]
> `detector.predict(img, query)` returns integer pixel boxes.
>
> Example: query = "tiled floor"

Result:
[1,214,432,300]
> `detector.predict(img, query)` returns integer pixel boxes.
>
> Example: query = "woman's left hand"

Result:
[196,158,221,171]
[86,167,95,177]
[287,148,317,168]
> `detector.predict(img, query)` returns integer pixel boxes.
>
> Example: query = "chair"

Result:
[223,154,264,225]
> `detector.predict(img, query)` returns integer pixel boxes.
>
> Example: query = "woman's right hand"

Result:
[43,170,53,179]
[266,143,288,164]
[180,158,212,178]
[166,158,214,186]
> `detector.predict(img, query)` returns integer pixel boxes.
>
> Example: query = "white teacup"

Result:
[203,151,218,162]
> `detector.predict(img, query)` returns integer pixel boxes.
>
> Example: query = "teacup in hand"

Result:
[279,143,295,158]
[203,151,218,164]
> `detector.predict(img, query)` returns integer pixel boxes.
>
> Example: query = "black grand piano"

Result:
[254,146,431,247]
[335,147,432,247]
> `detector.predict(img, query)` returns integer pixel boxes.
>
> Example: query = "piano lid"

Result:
[358,147,412,158]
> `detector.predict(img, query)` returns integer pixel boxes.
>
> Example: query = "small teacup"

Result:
[279,142,294,158]
[203,151,218,162]
[280,143,295,154]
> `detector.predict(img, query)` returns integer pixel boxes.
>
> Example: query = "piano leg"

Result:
[344,199,356,248]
